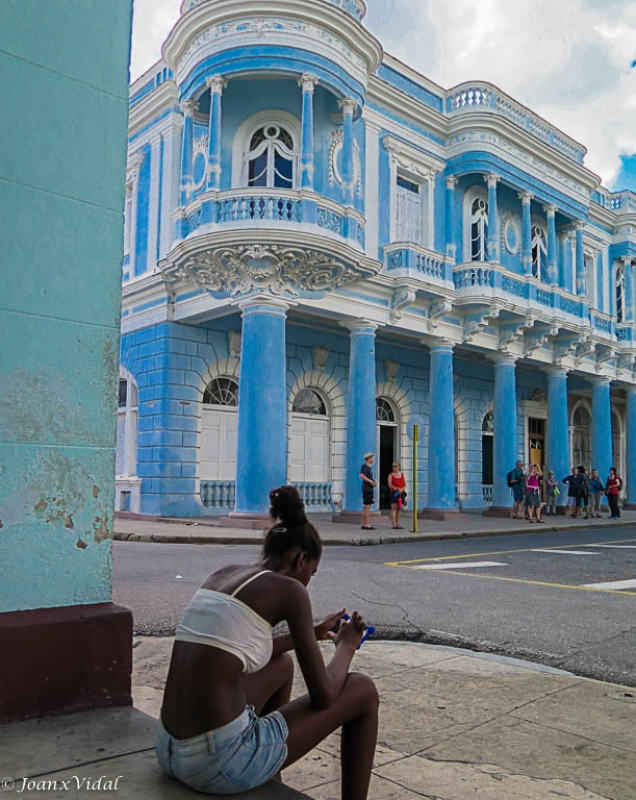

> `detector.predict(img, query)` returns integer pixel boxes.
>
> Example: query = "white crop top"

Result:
[175,570,273,674]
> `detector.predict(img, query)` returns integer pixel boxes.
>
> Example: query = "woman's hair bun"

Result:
[269,485,307,526]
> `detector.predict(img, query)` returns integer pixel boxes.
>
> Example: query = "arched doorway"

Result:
[611,410,623,482]
[376,397,399,509]
[572,404,591,468]
[201,377,239,480]
[289,387,330,484]
[482,411,494,506]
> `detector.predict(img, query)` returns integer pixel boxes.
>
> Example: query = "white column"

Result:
[146,134,162,270]
[160,115,183,257]
[363,117,380,259]
[126,151,145,277]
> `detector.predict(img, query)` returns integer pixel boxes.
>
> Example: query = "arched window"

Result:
[201,377,239,480]
[572,405,591,468]
[376,398,397,423]
[290,387,330,484]
[116,372,138,478]
[616,262,626,323]
[292,388,327,416]
[470,197,489,262]
[203,377,239,406]
[531,224,547,280]
[247,125,296,189]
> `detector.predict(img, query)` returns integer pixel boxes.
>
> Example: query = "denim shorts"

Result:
[156,706,288,795]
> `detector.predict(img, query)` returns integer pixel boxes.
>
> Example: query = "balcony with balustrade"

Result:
[383,242,454,294]
[445,82,586,164]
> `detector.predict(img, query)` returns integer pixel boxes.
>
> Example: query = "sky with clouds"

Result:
[130,0,636,192]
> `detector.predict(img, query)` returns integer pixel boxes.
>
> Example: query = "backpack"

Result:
[506,470,514,488]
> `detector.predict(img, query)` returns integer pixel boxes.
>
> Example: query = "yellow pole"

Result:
[412,424,418,533]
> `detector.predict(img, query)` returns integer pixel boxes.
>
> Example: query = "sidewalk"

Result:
[113,509,636,546]
[2,638,635,799]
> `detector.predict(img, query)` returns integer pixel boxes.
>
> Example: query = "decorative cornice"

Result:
[382,135,444,178]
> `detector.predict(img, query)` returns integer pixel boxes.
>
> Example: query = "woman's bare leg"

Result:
[390,504,397,526]
[280,673,378,800]
[242,653,294,716]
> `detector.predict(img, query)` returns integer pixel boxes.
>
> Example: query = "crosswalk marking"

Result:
[582,579,636,590]
[531,549,598,555]
[414,561,507,571]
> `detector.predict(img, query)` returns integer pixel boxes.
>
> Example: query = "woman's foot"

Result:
[361,525,376,530]
[537,518,545,523]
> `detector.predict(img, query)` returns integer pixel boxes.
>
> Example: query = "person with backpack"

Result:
[507,460,525,519]
[589,469,605,518]
[562,467,579,517]
[606,467,623,519]
[574,465,591,519]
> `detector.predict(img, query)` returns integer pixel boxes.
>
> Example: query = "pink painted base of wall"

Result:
[0,602,132,723]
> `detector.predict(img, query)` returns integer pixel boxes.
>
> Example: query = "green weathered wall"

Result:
[0,0,133,611]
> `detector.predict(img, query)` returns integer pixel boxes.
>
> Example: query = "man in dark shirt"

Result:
[562,467,579,517]
[360,452,377,530]
[509,460,525,519]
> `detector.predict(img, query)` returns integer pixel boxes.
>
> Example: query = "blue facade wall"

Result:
[0,0,133,612]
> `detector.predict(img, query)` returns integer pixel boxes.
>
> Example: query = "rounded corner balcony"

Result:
[164,0,382,107]
[159,227,381,299]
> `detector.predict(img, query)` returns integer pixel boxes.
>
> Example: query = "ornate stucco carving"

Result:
[328,129,362,197]
[165,244,373,296]
[312,346,330,372]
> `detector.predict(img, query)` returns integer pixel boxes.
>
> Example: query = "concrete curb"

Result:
[113,518,636,546]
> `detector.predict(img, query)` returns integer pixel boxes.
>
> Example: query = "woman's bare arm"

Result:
[281,581,362,708]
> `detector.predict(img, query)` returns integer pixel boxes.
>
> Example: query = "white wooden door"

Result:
[289,416,329,482]
[201,408,237,480]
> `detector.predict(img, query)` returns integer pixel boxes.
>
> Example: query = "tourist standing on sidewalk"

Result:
[508,460,526,519]
[360,453,377,531]
[606,467,623,519]
[545,471,559,516]
[525,464,544,523]
[575,466,591,519]
[562,467,579,517]
[157,486,378,800]
[589,469,605,518]
[387,461,407,530]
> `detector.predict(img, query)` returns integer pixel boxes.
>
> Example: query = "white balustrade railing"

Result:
[200,481,235,509]
[446,82,585,163]
[199,481,333,510]
[217,193,301,223]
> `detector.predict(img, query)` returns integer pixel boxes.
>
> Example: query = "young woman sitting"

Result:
[156,485,379,799]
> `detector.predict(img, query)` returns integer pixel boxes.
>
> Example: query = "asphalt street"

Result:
[113,524,636,686]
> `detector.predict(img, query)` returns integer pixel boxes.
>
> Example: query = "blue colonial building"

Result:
[117,0,636,521]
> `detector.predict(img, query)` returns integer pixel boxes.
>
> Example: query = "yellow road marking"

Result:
[387,567,636,597]
[384,537,636,567]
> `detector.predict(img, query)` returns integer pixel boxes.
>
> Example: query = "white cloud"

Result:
[130,0,636,187]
